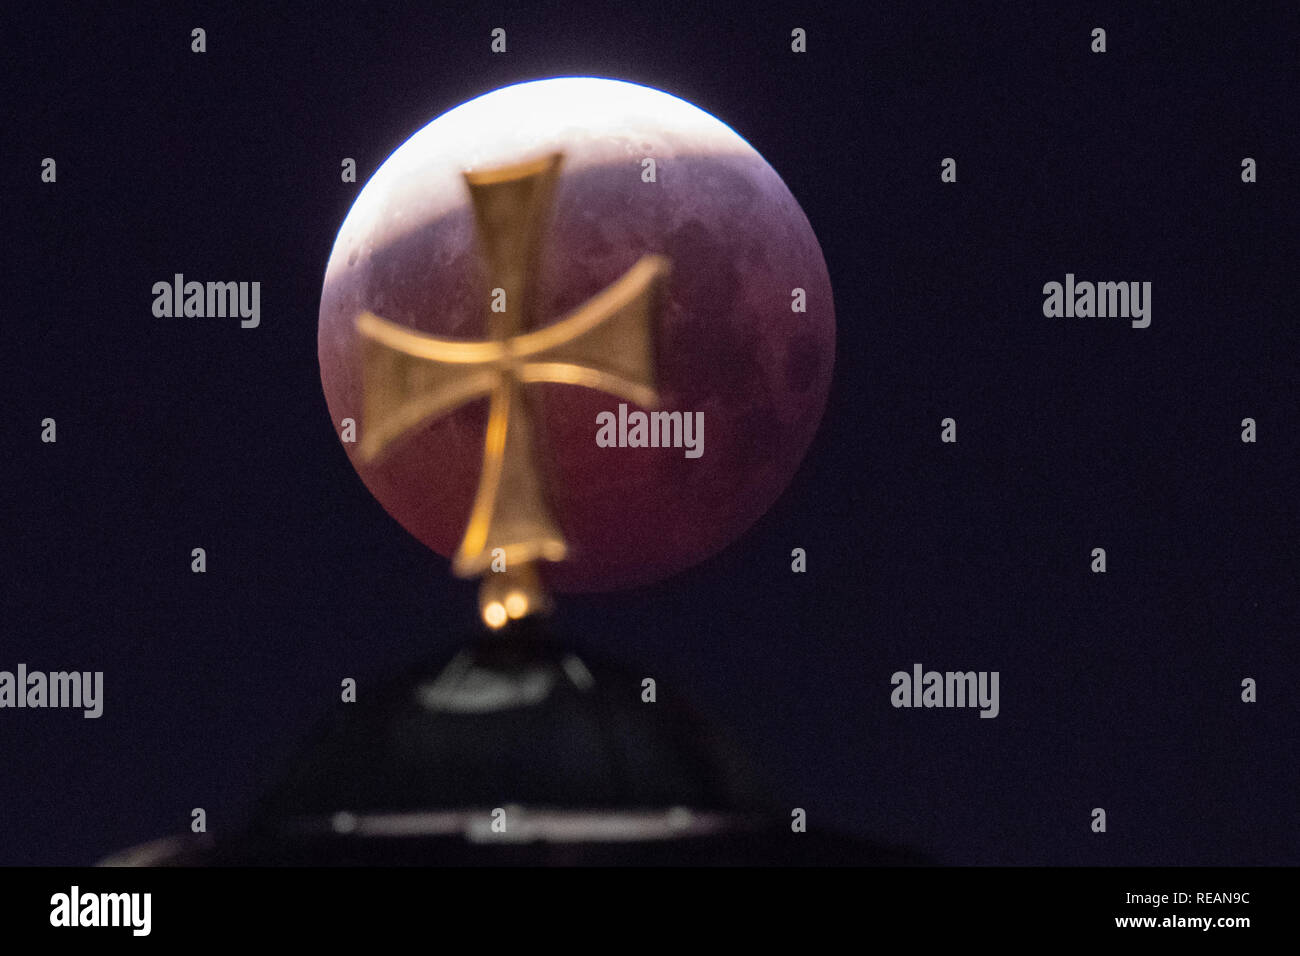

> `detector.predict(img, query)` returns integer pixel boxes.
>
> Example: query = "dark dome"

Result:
[252,616,760,821]
[102,618,928,864]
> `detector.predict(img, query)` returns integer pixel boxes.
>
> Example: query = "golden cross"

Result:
[354,152,669,628]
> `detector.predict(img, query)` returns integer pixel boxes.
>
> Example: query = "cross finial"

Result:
[354,152,669,628]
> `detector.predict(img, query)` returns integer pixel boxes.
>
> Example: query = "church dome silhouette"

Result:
[102,619,928,865]
[254,617,760,822]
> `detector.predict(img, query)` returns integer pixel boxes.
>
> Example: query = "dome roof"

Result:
[252,617,760,823]
[101,618,929,864]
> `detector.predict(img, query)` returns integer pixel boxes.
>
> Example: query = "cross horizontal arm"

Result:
[512,253,669,408]
[356,311,507,365]
[354,311,500,461]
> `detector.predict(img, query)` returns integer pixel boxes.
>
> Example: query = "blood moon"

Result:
[318,77,835,593]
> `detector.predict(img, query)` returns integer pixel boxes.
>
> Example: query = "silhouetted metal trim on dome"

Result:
[287,806,753,843]
[417,648,595,712]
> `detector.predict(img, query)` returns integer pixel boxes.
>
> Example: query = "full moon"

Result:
[319,77,835,592]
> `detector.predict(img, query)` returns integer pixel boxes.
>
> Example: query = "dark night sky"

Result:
[4,2,1297,866]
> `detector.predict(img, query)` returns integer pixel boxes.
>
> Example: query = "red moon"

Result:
[318,77,835,592]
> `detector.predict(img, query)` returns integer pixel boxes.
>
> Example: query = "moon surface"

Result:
[319,77,835,592]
